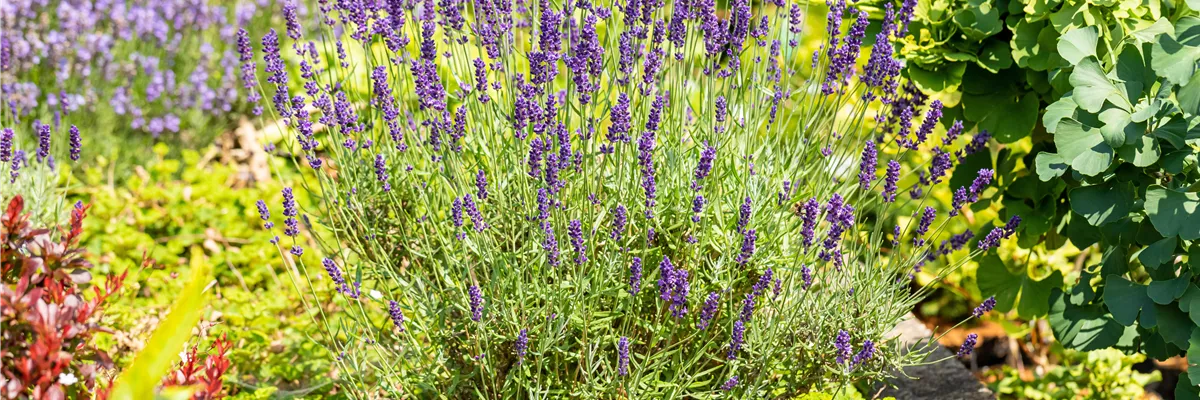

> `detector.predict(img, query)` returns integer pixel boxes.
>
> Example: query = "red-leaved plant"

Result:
[158,334,233,400]
[1,195,126,399]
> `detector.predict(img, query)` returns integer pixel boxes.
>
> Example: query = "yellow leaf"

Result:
[108,246,211,400]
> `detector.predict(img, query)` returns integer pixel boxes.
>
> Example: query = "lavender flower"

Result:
[957,333,977,357]
[464,195,487,231]
[913,100,942,146]
[36,122,50,163]
[515,329,529,364]
[721,376,739,391]
[739,293,756,322]
[608,93,632,143]
[698,292,719,330]
[969,169,993,202]
[388,300,406,332]
[9,150,22,183]
[715,96,728,127]
[569,219,587,265]
[962,131,991,159]
[737,196,752,233]
[282,1,302,41]
[542,222,561,268]
[979,216,1021,251]
[669,268,690,318]
[375,154,391,192]
[468,284,484,322]
[612,204,628,241]
[68,125,81,161]
[255,199,274,229]
[928,148,952,184]
[800,198,820,248]
[658,257,675,301]
[736,229,758,266]
[943,120,965,146]
[950,187,968,217]
[0,129,12,163]
[883,160,900,202]
[282,187,299,237]
[262,30,290,119]
[801,264,813,289]
[834,329,852,365]
[949,231,975,251]
[778,180,794,206]
[537,188,551,221]
[638,129,657,218]
[914,206,936,246]
[528,137,546,178]
[1005,215,1022,232]
[629,257,643,295]
[692,195,706,223]
[475,170,488,199]
[473,58,490,103]
[323,258,358,298]
[693,142,716,189]
[452,197,464,229]
[857,139,877,190]
[727,320,745,360]
[753,269,773,296]
[972,296,996,318]
[851,340,875,367]
[618,337,630,376]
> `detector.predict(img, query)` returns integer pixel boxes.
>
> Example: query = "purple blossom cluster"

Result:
[5,0,266,136]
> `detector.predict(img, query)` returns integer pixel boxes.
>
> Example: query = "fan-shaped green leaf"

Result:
[1069,181,1134,226]
[1145,185,1200,240]
[1071,58,1121,113]
[1054,119,1114,176]
[1058,27,1098,65]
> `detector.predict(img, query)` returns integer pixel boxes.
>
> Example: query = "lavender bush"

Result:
[0,0,277,154]
[244,0,1014,395]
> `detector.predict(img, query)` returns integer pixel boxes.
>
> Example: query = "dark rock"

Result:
[875,315,995,400]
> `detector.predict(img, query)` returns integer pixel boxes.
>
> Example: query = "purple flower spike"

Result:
[618,337,630,376]
[957,333,978,357]
[375,154,390,192]
[972,296,996,318]
[468,285,484,322]
[698,292,719,330]
[35,122,50,163]
[736,229,758,266]
[68,125,81,161]
[515,329,529,364]
[883,160,901,202]
[721,376,739,391]
[629,257,643,295]
[388,300,406,332]
[858,139,877,190]
[834,329,852,365]
[727,320,745,360]
[0,128,12,163]
[255,199,274,229]
[914,206,936,247]
[851,339,875,367]
[569,219,587,265]
[476,170,488,200]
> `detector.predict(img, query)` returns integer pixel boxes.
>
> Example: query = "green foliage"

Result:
[1021,17,1200,395]
[987,348,1160,399]
[881,0,1188,143]
[75,146,334,397]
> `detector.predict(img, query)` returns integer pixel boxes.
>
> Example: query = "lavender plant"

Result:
[0,0,275,143]
[246,0,1015,395]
